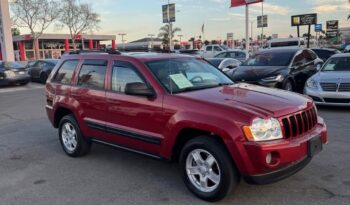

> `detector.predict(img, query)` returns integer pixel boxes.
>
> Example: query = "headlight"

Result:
[306,79,318,89]
[243,118,283,141]
[261,75,284,82]
[4,70,16,78]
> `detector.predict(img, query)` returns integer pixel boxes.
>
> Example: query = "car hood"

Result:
[232,66,288,81]
[311,71,350,83]
[178,83,312,118]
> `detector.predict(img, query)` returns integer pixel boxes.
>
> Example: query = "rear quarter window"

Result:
[52,60,79,84]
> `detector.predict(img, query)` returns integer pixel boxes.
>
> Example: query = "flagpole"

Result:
[245,4,250,53]
[261,1,264,48]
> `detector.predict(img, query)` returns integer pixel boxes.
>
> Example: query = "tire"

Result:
[40,73,48,84]
[19,82,29,86]
[58,114,91,157]
[282,79,294,91]
[179,136,239,202]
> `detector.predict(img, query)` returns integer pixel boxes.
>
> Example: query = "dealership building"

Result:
[10,33,116,61]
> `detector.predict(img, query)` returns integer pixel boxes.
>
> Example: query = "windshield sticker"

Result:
[324,64,335,70]
[169,74,193,89]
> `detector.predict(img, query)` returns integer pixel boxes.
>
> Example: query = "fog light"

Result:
[266,153,272,164]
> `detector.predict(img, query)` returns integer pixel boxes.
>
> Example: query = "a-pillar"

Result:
[89,39,93,50]
[111,40,116,49]
[64,39,70,51]
[19,41,26,61]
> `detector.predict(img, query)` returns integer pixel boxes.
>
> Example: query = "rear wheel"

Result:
[58,114,91,157]
[179,136,239,202]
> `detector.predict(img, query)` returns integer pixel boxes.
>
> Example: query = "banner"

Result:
[231,0,263,7]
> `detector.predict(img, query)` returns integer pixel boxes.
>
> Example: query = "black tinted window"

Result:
[112,61,145,93]
[243,52,294,66]
[53,60,79,84]
[206,46,212,51]
[77,60,107,89]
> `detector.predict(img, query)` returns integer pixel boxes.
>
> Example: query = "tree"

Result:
[158,24,181,49]
[58,0,100,50]
[11,28,20,36]
[204,40,210,45]
[11,0,61,59]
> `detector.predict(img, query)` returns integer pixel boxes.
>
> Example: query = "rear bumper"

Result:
[0,75,30,86]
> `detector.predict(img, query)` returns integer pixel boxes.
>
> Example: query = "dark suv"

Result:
[46,51,327,202]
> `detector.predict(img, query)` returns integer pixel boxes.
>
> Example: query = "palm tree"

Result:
[158,24,181,49]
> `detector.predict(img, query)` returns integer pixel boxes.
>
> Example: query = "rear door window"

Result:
[206,46,213,51]
[53,60,79,84]
[77,59,107,90]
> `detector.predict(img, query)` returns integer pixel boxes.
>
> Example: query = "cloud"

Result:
[250,3,289,15]
[313,2,350,13]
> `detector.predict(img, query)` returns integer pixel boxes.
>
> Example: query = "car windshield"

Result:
[242,52,294,66]
[322,57,350,72]
[146,58,233,93]
[207,59,222,68]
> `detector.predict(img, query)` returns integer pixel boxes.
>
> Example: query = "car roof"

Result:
[330,53,350,58]
[257,48,301,54]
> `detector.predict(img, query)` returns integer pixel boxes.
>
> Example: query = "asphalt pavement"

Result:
[0,83,349,205]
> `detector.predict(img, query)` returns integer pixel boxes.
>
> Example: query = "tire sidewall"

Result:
[180,137,236,201]
[58,115,84,157]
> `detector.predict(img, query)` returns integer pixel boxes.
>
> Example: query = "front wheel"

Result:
[40,73,48,84]
[179,136,239,202]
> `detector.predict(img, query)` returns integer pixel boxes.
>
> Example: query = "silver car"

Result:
[304,53,350,106]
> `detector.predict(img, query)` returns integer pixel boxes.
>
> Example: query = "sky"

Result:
[16,0,350,43]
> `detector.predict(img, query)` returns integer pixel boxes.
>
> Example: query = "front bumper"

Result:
[304,86,350,106]
[239,117,327,184]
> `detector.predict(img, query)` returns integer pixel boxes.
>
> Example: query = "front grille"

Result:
[338,83,350,92]
[280,106,318,139]
[320,83,337,92]
[324,98,350,104]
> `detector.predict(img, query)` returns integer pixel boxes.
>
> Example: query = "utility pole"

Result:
[148,34,155,51]
[118,33,126,51]
[178,34,183,48]
[250,21,254,41]
[245,5,250,53]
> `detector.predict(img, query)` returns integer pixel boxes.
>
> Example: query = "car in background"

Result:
[213,49,249,62]
[28,59,59,83]
[199,44,228,58]
[311,48,341,62]
[267,38,305,49]
[229,48,323,92]
[178,49,201,56]
[304,53,350,105]
[0,61,30,87]
[206,58,241,73]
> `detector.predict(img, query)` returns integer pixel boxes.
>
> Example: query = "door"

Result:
[105,60,165,155]
[30,61,45,79]
[70,59,109,140]
[203,46,213,58]
[291,51,307,90]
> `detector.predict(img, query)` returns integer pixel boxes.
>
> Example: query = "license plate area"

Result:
[308,136,322,157]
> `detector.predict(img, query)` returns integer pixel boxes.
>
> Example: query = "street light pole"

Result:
[148,34,155,51]
[118,33,126,51]
[178,34,183,48]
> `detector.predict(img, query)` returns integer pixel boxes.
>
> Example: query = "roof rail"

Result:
[68,49,121,55]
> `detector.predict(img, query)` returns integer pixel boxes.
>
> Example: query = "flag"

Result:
[231,0,263,7]
[201,23,205,34]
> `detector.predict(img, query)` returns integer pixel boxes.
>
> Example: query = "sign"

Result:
[291,13,317,26]
[326,31,338,38]
[162,4,175,23]
[314,24,322,32]
[257,15,268,28]
[326,20,338,31]
[231,0,263,7]
[227,33,234,39]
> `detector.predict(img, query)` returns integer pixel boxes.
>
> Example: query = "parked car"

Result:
[229,48,323,92]
[213,49,249,62]
[304,53,350,105]
[28,59,59,83]
[311,48,341,62]
[206,58,241,73]
[178,49,201,56]
[199,44,228,58]
[45,51,327,202]
[0,61,30,87]
[267,38,305,49]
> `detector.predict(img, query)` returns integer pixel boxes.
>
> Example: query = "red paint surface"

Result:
[64,39,70,51]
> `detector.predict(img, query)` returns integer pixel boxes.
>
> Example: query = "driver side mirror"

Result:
[125,82,155,98]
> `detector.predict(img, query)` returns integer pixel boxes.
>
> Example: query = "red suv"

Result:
[45,51,327,202]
